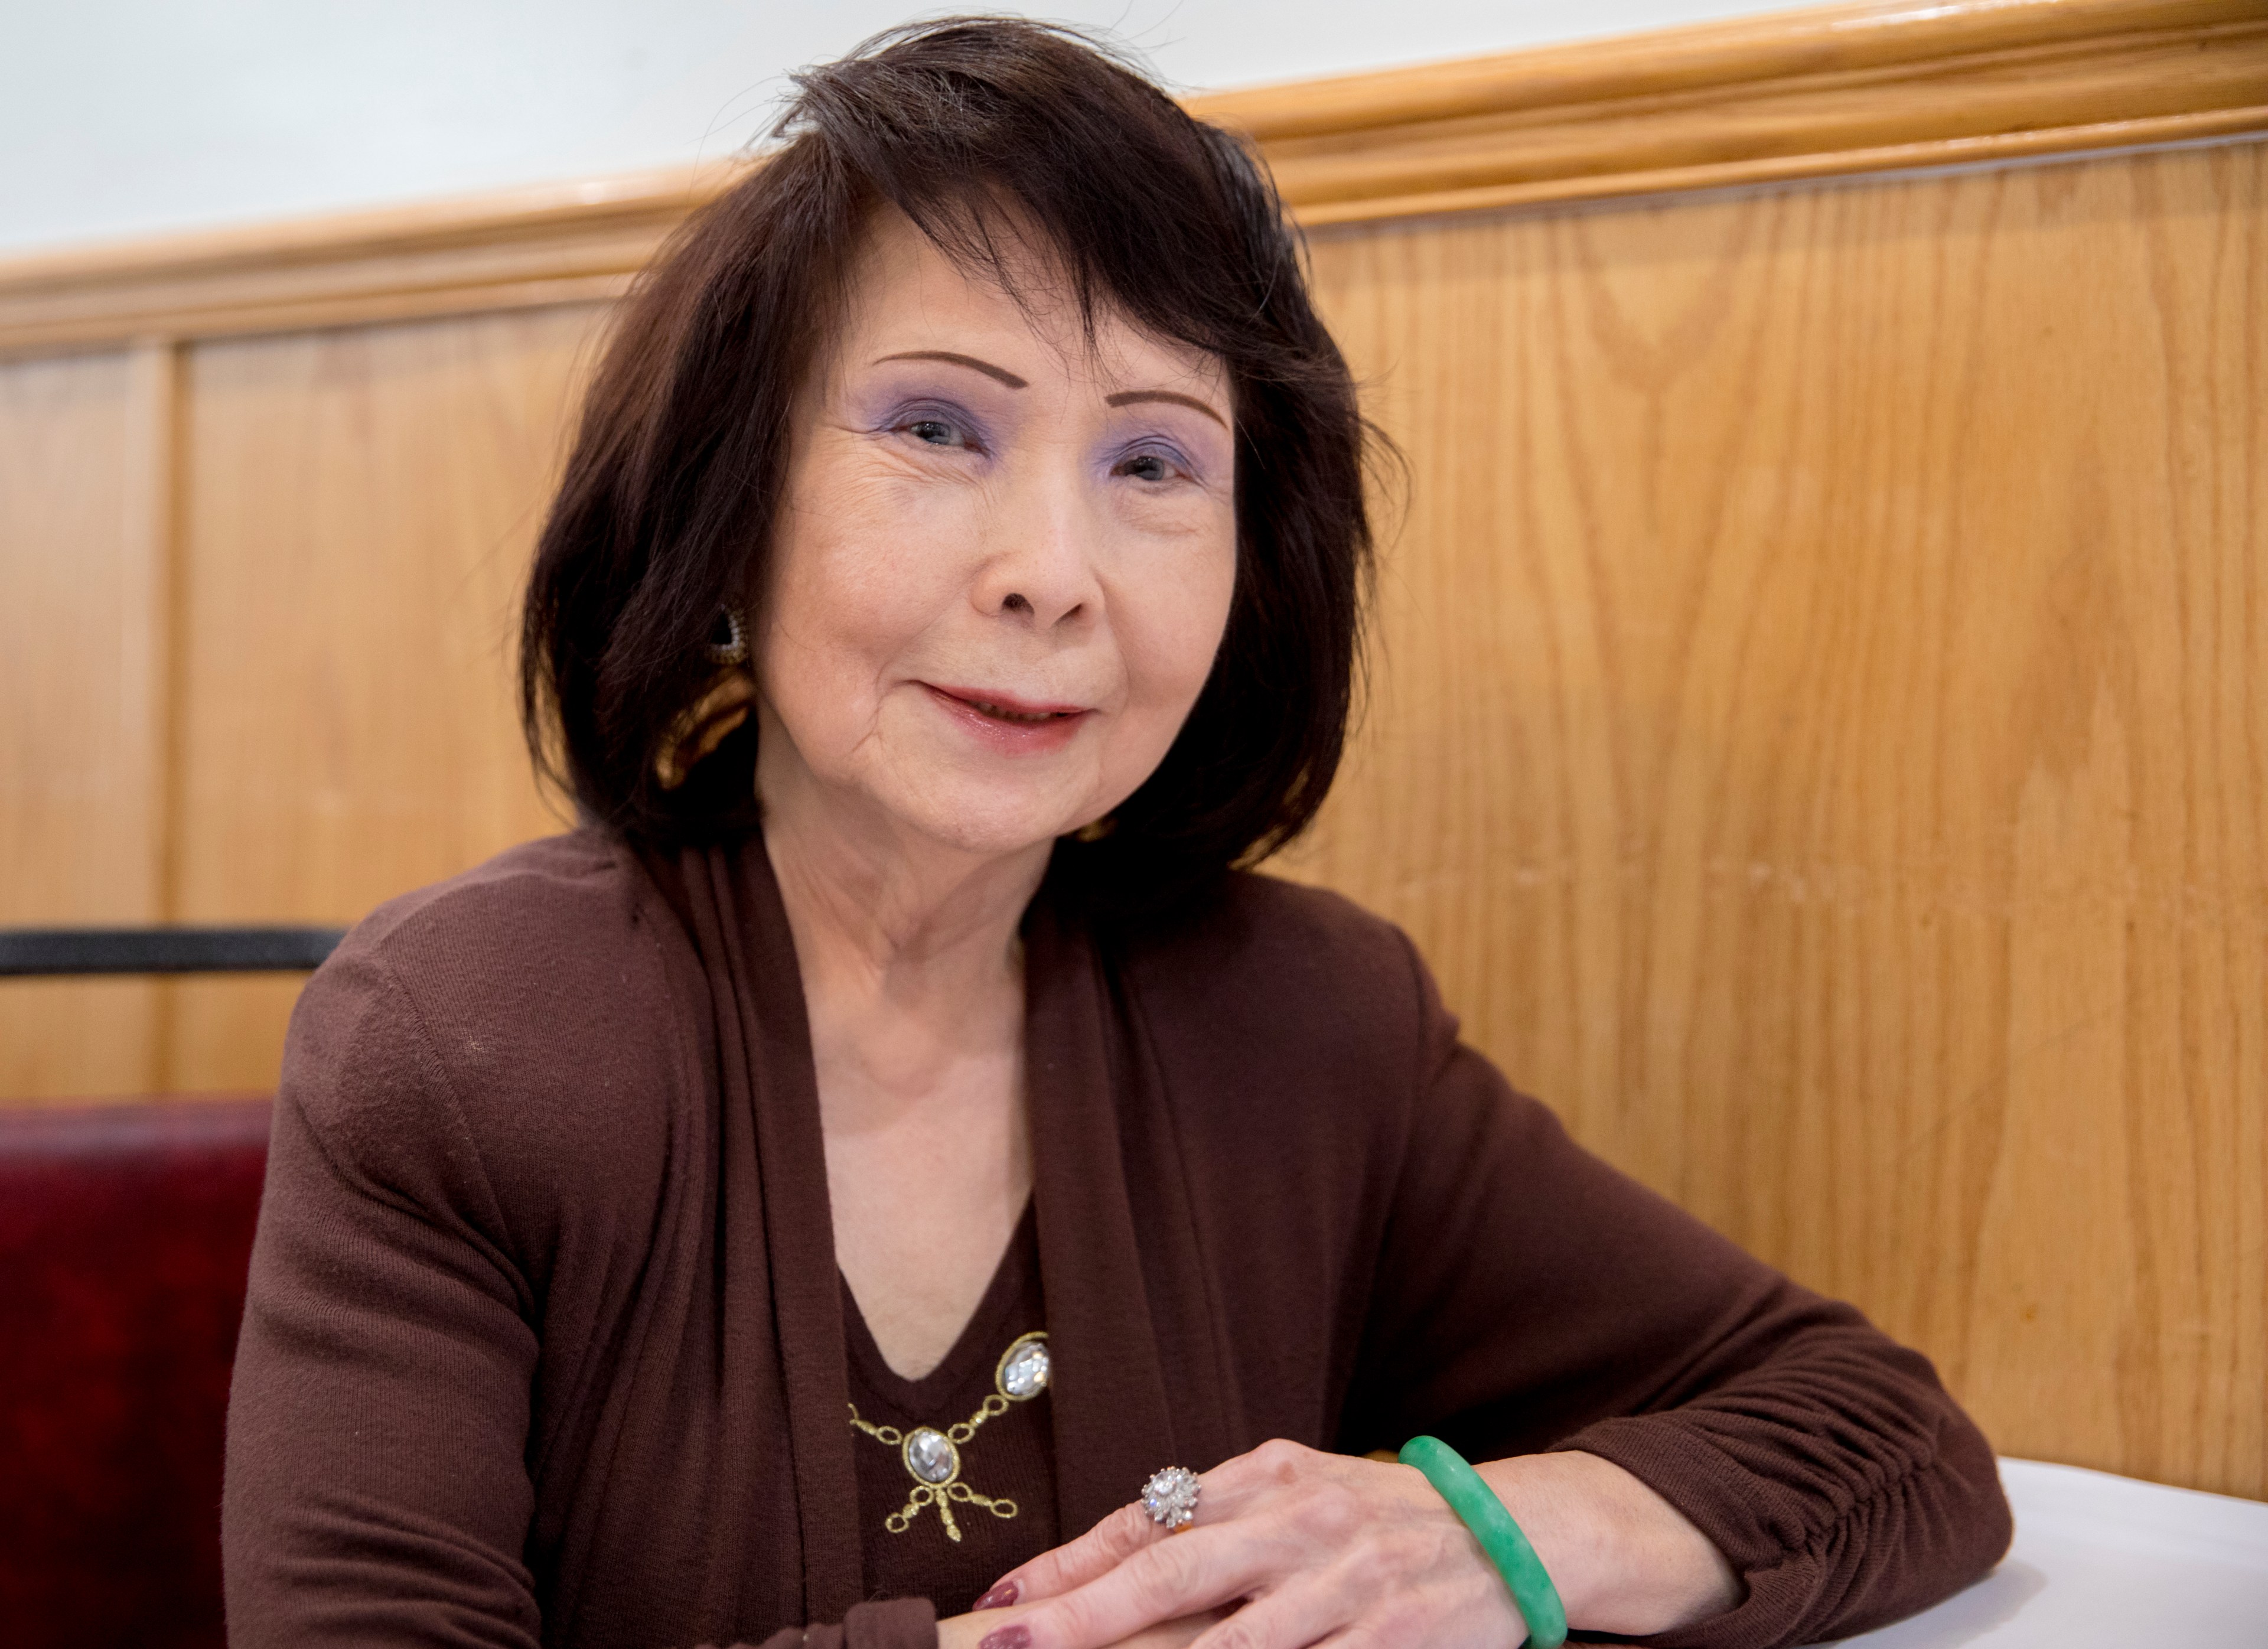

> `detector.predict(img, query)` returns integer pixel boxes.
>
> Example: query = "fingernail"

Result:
[973,1579,1020,1610]
[977,1628,1031,1649]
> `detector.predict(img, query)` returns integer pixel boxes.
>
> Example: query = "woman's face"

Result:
[755,210,1238,859]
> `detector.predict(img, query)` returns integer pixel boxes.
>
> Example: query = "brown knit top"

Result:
[844,1203,1056,1617]
[221,829,2011,1649]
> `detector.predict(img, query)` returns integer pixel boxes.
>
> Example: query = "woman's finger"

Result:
[991,1457,1288,1606]
[1111,1608,1236,1648]
[983,1501,1165,1606]
[981,1443,1364,1617]
[1183,1573,1351,1649]
[999,1519,1278,1649]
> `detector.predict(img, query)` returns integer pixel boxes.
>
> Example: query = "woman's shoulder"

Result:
[308,827,679,1038]
[331,827,659,979]
[1110,869,1446,1099]
[1130,868,1429,998]
[277,829,696,1223]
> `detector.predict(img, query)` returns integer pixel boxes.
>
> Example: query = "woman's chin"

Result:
[874,781,1097,864]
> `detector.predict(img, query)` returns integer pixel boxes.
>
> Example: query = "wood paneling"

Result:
[0,166,714,357]
[162,308,595,1088]
[1207,0,2268,224]
[1284,139,2266,1497]
[0,0,2259,1498]
[0,346,172,1096]
[2,0,2259,354]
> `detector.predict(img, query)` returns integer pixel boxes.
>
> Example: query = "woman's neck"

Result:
[756,723,1046,1377]
[753,722,1050,1103]
[761,782,1048,1029]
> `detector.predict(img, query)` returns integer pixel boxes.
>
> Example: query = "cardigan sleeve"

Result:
[223,950,548,1647]
[223,949,939,1649]
[1338,939,2011,1649]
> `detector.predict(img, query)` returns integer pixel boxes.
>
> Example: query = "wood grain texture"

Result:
[1212,0,2260,139]
[160,307,595,1089]
[0,166,718,357]
[0,0,2258,1502]
[1283,139,2266,1497]
[1,0,2260,352]
[0,346,173,1098]
[1210,0,2268,224]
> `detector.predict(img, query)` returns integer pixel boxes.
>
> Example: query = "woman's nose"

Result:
[969,461,1102,630]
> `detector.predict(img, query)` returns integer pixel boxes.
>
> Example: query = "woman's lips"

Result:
[920,683,1092,752]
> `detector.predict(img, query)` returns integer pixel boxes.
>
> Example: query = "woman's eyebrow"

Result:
[1106,389,1227,429]
[874,350,1028,388]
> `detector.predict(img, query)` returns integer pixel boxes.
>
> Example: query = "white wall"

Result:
[0,1,1816,255]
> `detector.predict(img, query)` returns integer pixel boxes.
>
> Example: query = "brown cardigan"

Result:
[222,829,2009,1649]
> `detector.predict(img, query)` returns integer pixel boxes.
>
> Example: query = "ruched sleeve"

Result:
[1341,937,2012,1648]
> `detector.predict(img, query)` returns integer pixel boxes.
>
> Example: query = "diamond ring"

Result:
[1140,1465,1201,1531]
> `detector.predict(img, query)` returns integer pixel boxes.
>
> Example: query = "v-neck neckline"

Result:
[682,832,1201,1615]
[839,1198,1041,1412]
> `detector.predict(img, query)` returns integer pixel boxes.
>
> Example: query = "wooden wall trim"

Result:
[2,0,2262,355]
[0,167,723,357]
[1207,0,2268,224]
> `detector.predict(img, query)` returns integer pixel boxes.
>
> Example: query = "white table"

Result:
[1836,1459,2268,1645]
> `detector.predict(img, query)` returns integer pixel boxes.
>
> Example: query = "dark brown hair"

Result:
[520,15,1379,910]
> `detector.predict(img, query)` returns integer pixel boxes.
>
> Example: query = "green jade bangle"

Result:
[1399,1435,1569,1649]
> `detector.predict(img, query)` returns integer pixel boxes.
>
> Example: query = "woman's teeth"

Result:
[972,700,1062,723]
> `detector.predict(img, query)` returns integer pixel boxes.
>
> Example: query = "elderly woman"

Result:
[223,18,2010,1649]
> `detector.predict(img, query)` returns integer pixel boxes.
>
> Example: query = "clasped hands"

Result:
[936,1439,1739,1649]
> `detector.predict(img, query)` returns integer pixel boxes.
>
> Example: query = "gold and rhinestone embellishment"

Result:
[849,1330,1050,1543]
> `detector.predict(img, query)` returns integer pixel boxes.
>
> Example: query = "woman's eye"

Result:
[907,418,964,447]
[1117,452,1180,483]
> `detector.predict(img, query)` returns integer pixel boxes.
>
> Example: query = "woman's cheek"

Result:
[1161,513,1239,690]
[803,485,985,647]
[1113,533,1236,738]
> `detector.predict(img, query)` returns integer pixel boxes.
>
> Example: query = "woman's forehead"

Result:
[833,207,1230,403]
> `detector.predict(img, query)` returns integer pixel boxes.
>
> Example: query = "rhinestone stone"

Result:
[1142,1465,1201,1529]
[904,1428,959,1485]
[1000,1337,1051,1399]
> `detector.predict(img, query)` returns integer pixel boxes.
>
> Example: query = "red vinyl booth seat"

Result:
[0,1097,271,1649]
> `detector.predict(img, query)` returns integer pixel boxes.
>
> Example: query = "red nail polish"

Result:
[974,1579,1020,1610]
[977,1627,1031,1649]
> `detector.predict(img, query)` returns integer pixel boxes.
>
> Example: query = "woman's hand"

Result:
[938,1603,1227,1649]
[962,1439,1740,1649]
